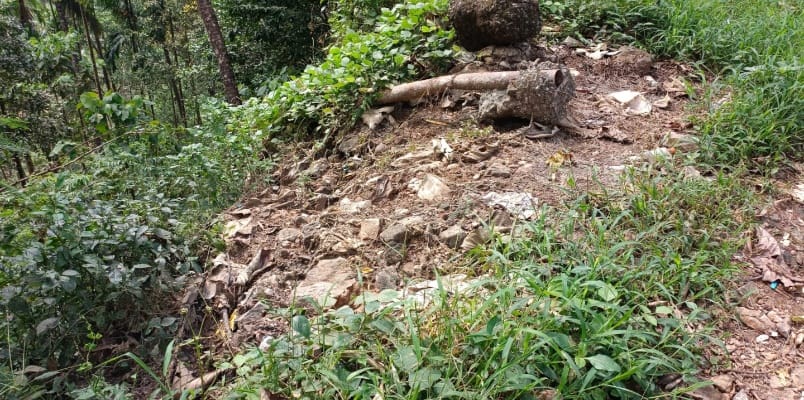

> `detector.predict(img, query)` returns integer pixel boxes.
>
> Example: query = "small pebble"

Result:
[259,335,275,352]
[755,334,770,343]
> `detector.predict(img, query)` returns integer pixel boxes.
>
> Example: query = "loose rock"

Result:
[710,375,734,392]
[380,223,410,244]
[439,225,467,249]
[294,258,356,308]
[691,385,726,400]
[611,46,653,76]
[488,163,512,178]
[339,198,372,214]
[359,218,382,241]
[415,174,451,201]
[737,307,775,332]
[276,228,303,245]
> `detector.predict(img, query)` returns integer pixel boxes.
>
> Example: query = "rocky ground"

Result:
[176,42,804,399]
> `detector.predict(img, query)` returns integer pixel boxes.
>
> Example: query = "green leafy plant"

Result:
[231,0,454,141]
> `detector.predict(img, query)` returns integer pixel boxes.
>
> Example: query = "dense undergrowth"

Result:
[0,101,269,397]
[1,1,454,398]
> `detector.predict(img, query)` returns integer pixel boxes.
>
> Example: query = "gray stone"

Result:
[731,390,749,400]
[375,268,399,290]
[294,258,356,308]
[439,225,467,249]
[380,223,409,244]
[417,174,451,201]
[710,375,734,392]
[611,46,653,76]
[449,0,541,51]
[690,385,726,400]
[339,198,372,214]
[488,163,512,178]
[276,228,302,244]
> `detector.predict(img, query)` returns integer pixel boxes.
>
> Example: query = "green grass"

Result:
[224,166,753,399]
[640,0,803,174]
[547,0,802,173]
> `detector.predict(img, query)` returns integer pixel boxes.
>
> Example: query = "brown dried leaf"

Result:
[754,227,781,257]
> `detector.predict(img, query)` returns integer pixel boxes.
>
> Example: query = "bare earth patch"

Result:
[177,45,803,399]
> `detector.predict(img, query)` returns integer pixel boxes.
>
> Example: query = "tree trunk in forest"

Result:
[196,0,240,105]
[163,46,187,126]
[81,9,104,96]
[24,152,35,174]
[91,30,115,92]
[54,0,69,32]
[12,153,26,187]
[18,0,35,32]
[123,0,139,53]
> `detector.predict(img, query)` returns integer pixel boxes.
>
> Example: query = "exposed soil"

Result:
[174,43,803,399]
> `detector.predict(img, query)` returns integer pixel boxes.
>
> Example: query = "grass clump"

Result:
[224,167,752,399]
[544,0,803,173]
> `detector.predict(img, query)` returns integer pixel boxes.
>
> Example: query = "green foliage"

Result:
[327,0,402,37]
[219,0,328,89]
[78,91,145,134]
[542,0,803,172]
[225,167,753,399]
[233,0,454,140]
[636,0,803,173]
[0,105,269,383]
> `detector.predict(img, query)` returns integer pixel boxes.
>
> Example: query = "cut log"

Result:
[377,69,561,105]
[377,63,575,126]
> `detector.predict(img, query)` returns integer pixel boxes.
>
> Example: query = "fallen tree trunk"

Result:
[377,63,576,125]
[377,69,563,105]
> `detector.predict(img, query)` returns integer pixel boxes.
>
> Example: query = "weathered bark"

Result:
[54,0,69,32]
[378,66,576,125]
[24,152,35,174]
[18,0,35,32]
[377,70,561,104]
[197,0,240,105]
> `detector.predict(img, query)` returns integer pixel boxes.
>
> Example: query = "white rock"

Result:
[416,174,450,201]
[339,198,372,214]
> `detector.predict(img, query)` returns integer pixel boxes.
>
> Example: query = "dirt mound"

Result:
[176,42,804,398]
[202,42,696,344]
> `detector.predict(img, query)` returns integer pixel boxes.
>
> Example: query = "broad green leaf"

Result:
[586,354,621,373]
[291,315,311,338]
[655,306,674,316]
[597,285,618,302]
[162,339,175,377]
[36,317,59,335]
[410,367,441,390]
[392,345,419,372]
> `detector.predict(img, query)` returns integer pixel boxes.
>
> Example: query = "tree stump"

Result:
[478,62,575,125]
[449,0,541,51]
